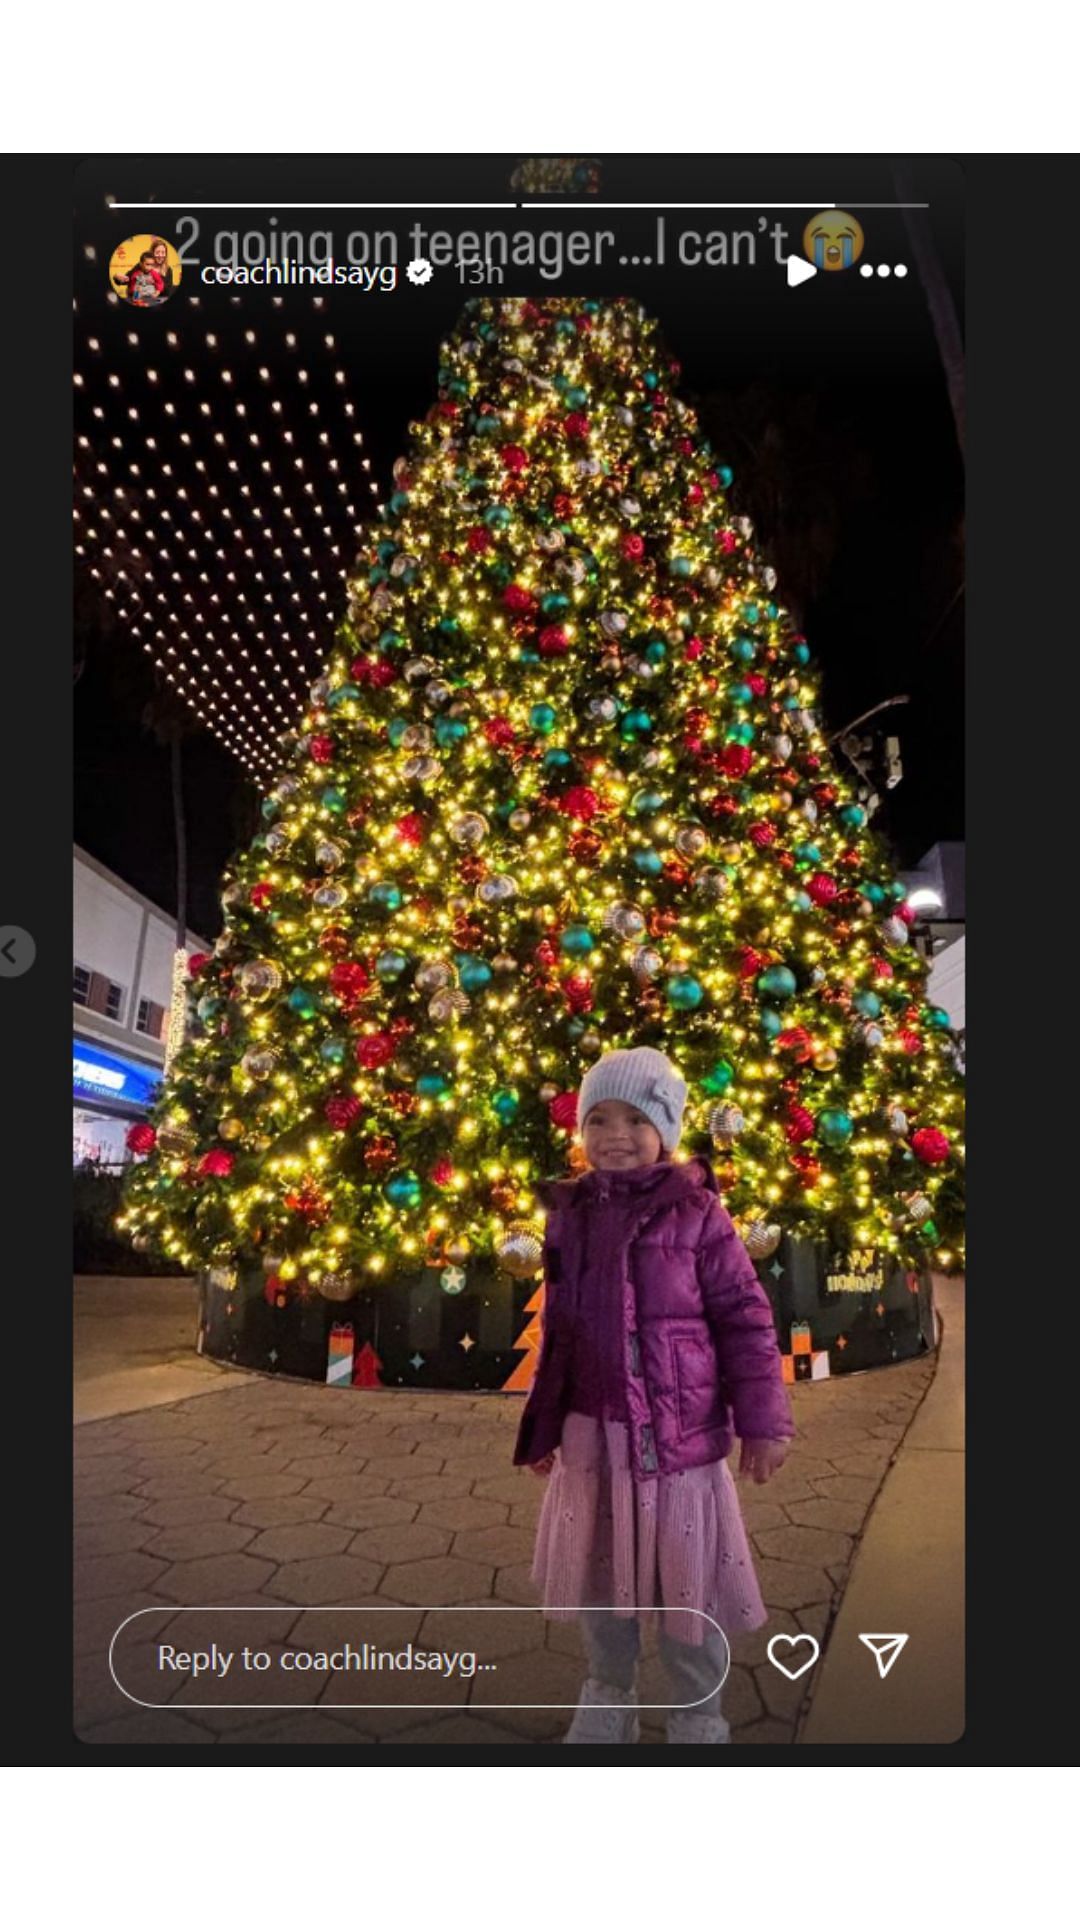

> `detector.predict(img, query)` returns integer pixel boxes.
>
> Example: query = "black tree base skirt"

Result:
[196,1240,936,1391]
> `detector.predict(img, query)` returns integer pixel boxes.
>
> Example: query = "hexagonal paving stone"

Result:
[74,1550,169,1602]
[808,1473,880,1503]
[493,1563,541,1606]
[149,1521,259,1562]
[230,1494,331,1530]
[357,1452,451,1481]
[385,1474,474,1505]
[74,1521,160,1558]
[151,1554,277,1604]
[733,1715,794,1746]
[73,1462,144,1495]
[323,1496,419,1532]
[130,1476,227,1504]
[138,1496,240,1529]
[73,1433,139,1458]
[265,1556,387,1607]
[74,1591,178,1658]
[422,1603,544,1659]
[346,1522,450,1564]
[74,1649,183,1729]
[383,1715,529,1745]
[737,1608,800,1669]
[753,1523,853,1566]
[335,1429,422,1458]
[377,1556,494,1607]
[755,1659,814,1723]
[220,1715,375,1744]
[468,1648,584,1738]
[73,1492,150,1527]
[783,1497,871,1536]
[248,1521,355,1562]
[284,1604,425,1650]
[416,1497,508,1532]
[78,1711,215,1745]
[755,1560,833,1610]
[126,1437,207,1461]
[217,1474,312,1504]
[258,1437,349,1466]
[450,1524,535,1568]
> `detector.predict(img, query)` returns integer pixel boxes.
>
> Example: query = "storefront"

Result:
[72,1038,162,1166]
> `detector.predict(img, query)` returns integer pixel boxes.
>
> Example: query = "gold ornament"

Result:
[742,1220,782,1261]
[416,959,456,993]
[709,1102,746,1145]
[158,1120,196,1156]
[445,1237,471,1265]
[675,825,708,858]
[429,988,469,1023]
[905,1192,934,1224]
[449,811,489,849]
[539,1083,559,1102]
[812,1046,838,1072]
[319,1271,360,1302]
[492,953,518,974]
[508,809,532,832]
[218,1117,245,1142]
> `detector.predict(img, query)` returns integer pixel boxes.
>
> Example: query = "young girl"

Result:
[513,1045,794,1744]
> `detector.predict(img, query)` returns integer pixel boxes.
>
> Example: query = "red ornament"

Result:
[684,637,704,660]
[664,859,692,888]
[430,1158,455,1188]
[364,1136,397,1172]
[552,492,575,520]
[395,812,426,847]
[912,1127,950,1165]
[467,527,493,554]
[718,744,753,778]
[900,1031,924,1055]
[560,786,600,821]
[739,948,768,978]
[198,1149,234,1178]
[789,1150,822,1188]
[564,973,594,1013]
[749,821,777,849]
[328,960,370,1005]
[284,1178,330,1222]
[538,625,570,656]
[309,734,334,764]
[707,793,741,820]
[356,1032,396,1069]
[325,1093,363,1132]
[249,882,274,910]
[896,902,917,925]
[387,1089,418,1117]
[533,938,558,972]
[686,483,704,505]
[319,925,350,957]
[813,784,838,808]
[484,717,515,748]
[370,660,397,690]
[716,528,738,553]
[807,873,839,906]
[549,1091,579,1131]
[503,583,536,615]
[620,533,645,562]
[126,1123,157,1155]
[746,674,768,697]
[187,951,210,979]
[563,411,590,441]
[777,1027,814,1064]
[872,958,894,979]
[500,444,529,472]
[785,1106,816,1145]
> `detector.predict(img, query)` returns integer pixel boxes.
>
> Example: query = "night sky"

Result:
[74,156,964,940]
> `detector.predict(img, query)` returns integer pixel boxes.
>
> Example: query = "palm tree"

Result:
[892,160,965,459]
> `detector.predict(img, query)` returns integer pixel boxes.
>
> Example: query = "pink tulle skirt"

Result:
[530,1411,767,1646]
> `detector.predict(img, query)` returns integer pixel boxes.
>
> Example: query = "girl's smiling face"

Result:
[582,1099,664,1170]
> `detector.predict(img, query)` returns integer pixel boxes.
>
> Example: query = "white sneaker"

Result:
[564,1679,640,1745]
[666,1706,731,1745]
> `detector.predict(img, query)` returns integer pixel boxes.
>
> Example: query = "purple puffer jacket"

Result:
[513,1155,794,1482]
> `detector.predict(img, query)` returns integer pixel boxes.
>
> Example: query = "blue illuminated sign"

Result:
[73,1040,161,1109]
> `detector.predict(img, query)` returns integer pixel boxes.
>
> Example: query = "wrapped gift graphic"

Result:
[781,1319,831,1384]
[326,1321,355,1387]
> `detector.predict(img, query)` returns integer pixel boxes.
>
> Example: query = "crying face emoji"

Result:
[804,211,865,272]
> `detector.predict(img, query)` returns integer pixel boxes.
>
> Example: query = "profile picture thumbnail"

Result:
[108,234,182,308]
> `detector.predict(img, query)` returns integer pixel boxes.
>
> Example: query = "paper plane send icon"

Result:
[859,1633,910,1678]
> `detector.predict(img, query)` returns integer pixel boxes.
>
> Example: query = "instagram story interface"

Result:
[72,157,964,1751]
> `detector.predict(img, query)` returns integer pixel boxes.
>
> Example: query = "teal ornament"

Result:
[387,718,409,747]
[743,603,760,624]
[632,849,663,876]
[434,715,468,747]
[560,925,594,956]
[457,956,492,993]
[757,965,798,999]
[631,789,665,816]
[818,1109,854,1147]
[760,1009,782,1038]
[436,617,461,639]
[839,804,867,830]
[853,990,881,1019]
[730,683,754,706]
[791,641,811,665]
[701,1059,735,1096]
[925,1006,952,1030]
[490,1088,520,1124]
[417,1072,451,1098]
[327,685,361,710]
[517,648,539,663]
[792,891,812,912]
[369,882,402,911]
[644,639,667,665]
[375,949,409,981]
[732,638,757,663]
[485,505,511,529]
[718,465,734,487]
[473,414,499,436]
[379,630,406,653]
[794,843,822,865]
[669,555,693,578]
[377,539,397,562]
[321,788,347,814]
[556,316,578,334]
[643,370,659,390]
[541,591,570,617]
[261,797,279,819]
[667,974,704,1010]
[287,986,317,1019]
[385,1170,422,1210]
[861,882,886,905]
[529,703,557,734]
[620,709,652,740]
[888,880,908,901]
[565,1018,587,1042]
[542,749,572,773]
[197,994,223,1025]
[726,722,755,746]
[320,1038,346,1065]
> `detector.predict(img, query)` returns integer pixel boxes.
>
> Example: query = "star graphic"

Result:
[459,1333,475,1352]
[267,1348,278,1365]
[410,1351,425,1370]
[769,1260,784,1281]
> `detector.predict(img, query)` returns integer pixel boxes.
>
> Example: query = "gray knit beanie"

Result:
[577,1046,688,1152]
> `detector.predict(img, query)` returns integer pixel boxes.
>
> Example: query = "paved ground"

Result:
[74,1275,939,1747]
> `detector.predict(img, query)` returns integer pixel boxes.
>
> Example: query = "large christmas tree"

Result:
[121,295,964,1306]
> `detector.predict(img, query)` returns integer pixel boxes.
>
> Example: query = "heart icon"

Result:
[766,1633,820,1681]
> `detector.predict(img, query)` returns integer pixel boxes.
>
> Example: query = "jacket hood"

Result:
[537,1153,719,1214]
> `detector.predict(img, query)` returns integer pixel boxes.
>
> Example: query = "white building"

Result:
[73,847,210,1165]
[899,840,965,1055]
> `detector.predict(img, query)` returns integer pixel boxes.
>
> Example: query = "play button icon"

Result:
[786,255,818,289]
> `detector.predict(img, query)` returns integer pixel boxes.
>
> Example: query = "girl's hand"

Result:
[527,1452,557,1477]
[738,1437,791,1484]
